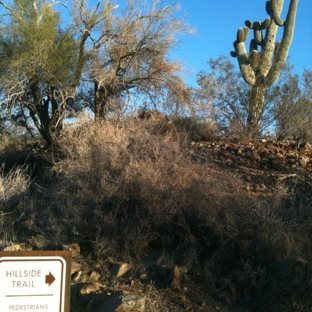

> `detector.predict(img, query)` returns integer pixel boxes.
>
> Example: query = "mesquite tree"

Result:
[0,0,192,145]
[230,0,299,136]
[0,0,78,146]
[71,0,193,121]
[275,69,312,140]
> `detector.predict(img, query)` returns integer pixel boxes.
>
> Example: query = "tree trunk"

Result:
[94,81,107,122]
[247,84,266,137]
[28,76,53,145]
[50,87,65,137]
[27,78,64,147]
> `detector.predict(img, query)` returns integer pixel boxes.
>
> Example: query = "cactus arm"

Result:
[261,18,271,29]
[237,28,245,42]
[250,39,258,52]
[271,0,284,26]
[250,50,260,70]
[253,21,263,45]
[266,1,273,16]
[237,27,249,43]
[258,0,283,77]
[233,41,256,85]
[232,26,256,85]
[243,27,249,41]
[245,20,253,29]
[265,0,299,86]
[258,18,279,77]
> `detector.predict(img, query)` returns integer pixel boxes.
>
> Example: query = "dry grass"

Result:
[1,116,312,311]
[0,165,31,205]
[50,118,244,252]
[0,165,31,246]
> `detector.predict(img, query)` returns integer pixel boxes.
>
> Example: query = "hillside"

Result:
[1,116,312,311]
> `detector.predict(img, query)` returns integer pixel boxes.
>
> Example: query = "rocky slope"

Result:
[190,138,312,198]
[1,137,312,311]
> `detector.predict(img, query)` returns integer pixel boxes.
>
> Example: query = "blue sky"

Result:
[172,0,312,87]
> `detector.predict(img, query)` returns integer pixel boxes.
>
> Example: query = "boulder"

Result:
[93,295,145,312]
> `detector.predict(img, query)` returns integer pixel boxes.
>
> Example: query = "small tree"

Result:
[275,69,312,141]
[0,0,79,146]
[0,0,193,145]
[196,56,279,136]
[197,56,249,134]
[71,0,194,120]
[230,0,299,136]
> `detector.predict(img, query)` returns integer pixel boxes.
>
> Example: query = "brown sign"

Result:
[0,251,71,312]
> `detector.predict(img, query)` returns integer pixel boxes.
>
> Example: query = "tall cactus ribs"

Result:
[230,0,299,88]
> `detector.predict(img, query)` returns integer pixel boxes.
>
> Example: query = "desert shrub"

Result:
[201,194,312,311]
[0,165,30,205]
[48,119,241,256]
[26,118,312,311]
[0,165,31,246]
[171,115,218,142]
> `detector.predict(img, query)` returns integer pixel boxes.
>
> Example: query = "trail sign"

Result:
[0,251,71,312]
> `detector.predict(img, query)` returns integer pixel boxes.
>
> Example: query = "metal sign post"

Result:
[0,251,71,312]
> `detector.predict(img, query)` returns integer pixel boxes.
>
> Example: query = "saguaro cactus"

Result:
[230,0,299,135]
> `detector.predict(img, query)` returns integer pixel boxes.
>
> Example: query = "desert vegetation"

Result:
[1,115,312,311]
[1,0,312,311]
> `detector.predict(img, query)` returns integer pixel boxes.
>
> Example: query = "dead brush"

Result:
[48,118,248,257]
[38,117,312,311]
[0,164,31,205]
[0,165,30,247]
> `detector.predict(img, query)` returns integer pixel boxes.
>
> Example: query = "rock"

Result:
[298,157,308,167]
[80,282,104,295]
[82,271,94,283]
[299,142,311,151]
[236,147,243,155]
[93,295,145,312]
[72,270,92,283]
[260,184,267,190]
[3,244,21,251]
[270,158,284,170]
[170,265,182,291]
[181,296,193,310]
[72,269,101,283]
[72,270,83,283]
[90,270,101,282]
[252,151,261,161]
[255,184,261,191]
[111,263,132,278]
[71,261,82,275]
